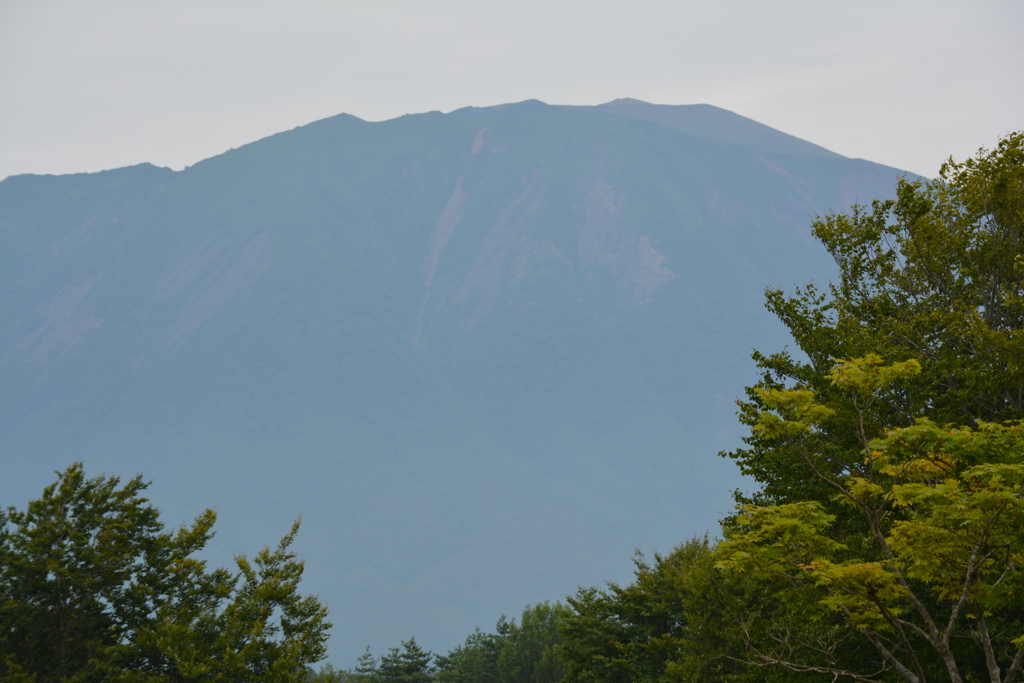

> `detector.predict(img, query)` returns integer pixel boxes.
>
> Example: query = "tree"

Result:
[729,131,1024,509]
[151,519,332,682]
[353,645,380,683]
[434,623,508,683]
[307,663,349,682]
[717,356,1024,683]
[560,538,759,683]
[712,132,1024,682]
[0,463,331,682]
[497,602,565,683]
[377,638,434,683]
[561,562,683,683]
[434,604,564,683]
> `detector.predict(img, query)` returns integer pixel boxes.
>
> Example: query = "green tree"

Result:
[711,131,1024,682]
[307,663,349,682]
[435,622,508,683]
[0,463,331,682]
[560,132,1024,683]
[696,132,1024,683]
[497,602,565,683]
[0,463,221,680]
[561,564,683,683]
[717,356,1024,683]
[435,604,565,683]
[560,538,765,683]
[151,519,332,682]
[730,131,1024,510]
[377,638,433,683]
[353,645,380,683]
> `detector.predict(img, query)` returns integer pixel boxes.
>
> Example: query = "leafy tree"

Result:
[558,132,1024,683]
[730,131,1024,510]
[710,131,1024,682]
[435,622,508,683]
[560,538,759,683]
[435,604,564,683]
[0,463,219,680]
[717,356,1024,683]
[497,602,565,683]
[0,463,331,682]
[377,638,434,683]
[562,567,681,683]
[151,519,332,682]
[307,663,350,682]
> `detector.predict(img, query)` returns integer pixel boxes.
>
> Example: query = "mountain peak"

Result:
[601,97,653,106]
[450,99,550,116]
[0,100,908,664]
[590,100,843,159]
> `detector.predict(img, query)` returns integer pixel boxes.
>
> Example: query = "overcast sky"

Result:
[1,1,1021,181]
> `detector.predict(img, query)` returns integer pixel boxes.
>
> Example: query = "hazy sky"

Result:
[1,1,1021,180]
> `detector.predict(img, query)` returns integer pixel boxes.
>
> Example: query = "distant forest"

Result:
[2,132,1022,683]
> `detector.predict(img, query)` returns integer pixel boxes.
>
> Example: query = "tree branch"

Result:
[975,611,1002,683]
[1004,649,1024,683]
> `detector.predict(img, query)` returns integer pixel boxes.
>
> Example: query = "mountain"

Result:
[0,99,910,663]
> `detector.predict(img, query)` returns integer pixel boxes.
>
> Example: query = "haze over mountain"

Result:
[0,99,910,663]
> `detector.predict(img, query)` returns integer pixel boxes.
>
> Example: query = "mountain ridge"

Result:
[1,101,913,664]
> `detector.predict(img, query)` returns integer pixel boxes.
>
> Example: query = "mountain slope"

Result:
[0,100,911,663]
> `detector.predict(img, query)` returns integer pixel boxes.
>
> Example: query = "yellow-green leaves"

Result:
[844,476,886,504]
[812,561,909,630]
[867,415,1024,610]
[752,355,921,442]
[888,457,1024,604]
[724,133,1024,679]
[717,501,845,578]
[752,387,833,439]
[828,354,921,394]
[717,502,908,630]
[720,358,1024,676]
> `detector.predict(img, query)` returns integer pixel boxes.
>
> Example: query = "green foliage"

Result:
[718,357,1024,682]
[434,604,564,683]
[0,463,331,682]
[714,132,1024,681]
[352,645,380,683]
[377,639,434,683]
[560,537,761,683]
[434,623,507,683]
[731,132,1024,509]
[152,519,332,682]
[497,603,565,683]
[306,663,350,682]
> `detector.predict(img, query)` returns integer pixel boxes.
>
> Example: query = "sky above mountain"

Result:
[1,0,1021,181]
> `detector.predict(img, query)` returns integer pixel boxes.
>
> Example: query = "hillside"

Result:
[0,99,910,662]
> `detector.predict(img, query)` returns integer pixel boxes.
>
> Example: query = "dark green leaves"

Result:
[0,464,331,682]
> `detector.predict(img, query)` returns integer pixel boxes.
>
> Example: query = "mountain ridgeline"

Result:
[0,99,909,662]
